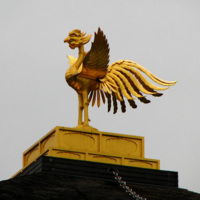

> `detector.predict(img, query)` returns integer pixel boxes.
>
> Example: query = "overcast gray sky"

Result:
[1,0,200,194]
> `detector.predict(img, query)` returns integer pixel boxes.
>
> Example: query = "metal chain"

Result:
[110,169,147,200]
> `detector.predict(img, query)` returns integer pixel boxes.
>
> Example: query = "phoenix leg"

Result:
[83,90,89,126]
[78,93,84,125]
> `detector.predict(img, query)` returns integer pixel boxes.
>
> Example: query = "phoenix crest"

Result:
[64,28,176,130]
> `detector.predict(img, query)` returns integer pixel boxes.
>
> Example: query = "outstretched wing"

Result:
[89,60,176,113]
[80,28,110,79]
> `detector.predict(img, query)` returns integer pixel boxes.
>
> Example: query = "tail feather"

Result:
[138,97,151,104]
[112,92,118,114]
[92,90,96,106]
[97,59,176,113]
[97,90,100,107]
[105,92,111,112]
[100,90,106,104]
[152,93,163,97]
[128,99,137,109]
[88,91,93,103]
[120,100,126,113]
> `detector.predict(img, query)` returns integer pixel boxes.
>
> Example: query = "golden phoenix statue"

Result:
[64,28,176,129]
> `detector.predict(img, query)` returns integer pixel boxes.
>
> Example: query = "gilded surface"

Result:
[61,132,97,152]
[124,158,159,169]
[22,126,146,168]
[103,136,138,157]
[53,150,84,160]
[41,134,56,153]
[12,127,160,178]
[24,145,40,167]
[64,28,176,130]
[88,154,119,164]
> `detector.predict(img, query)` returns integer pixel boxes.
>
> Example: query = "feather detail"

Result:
[82,28,109,79]
[119,91,126,113]
[113,66,157,95]
[101,83,107,93]
[100,76,122,101]
[112,69,143,98]
[138,97,151,104]
[88,91,93,103]
[120,100,126,113]
[97,90,100,107]
[100,90,106,104]
[122,65,168,91]
[105,92,111,112]
[125,60,177,86]
[104,82,112,94]
[105,81,118,93]
[112,92,118,114]
[108,73,133,100]
[128,99,137,109]
[92,90,96,107]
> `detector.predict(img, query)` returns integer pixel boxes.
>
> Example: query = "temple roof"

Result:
[0,172,200,200]
[1,156,200,200]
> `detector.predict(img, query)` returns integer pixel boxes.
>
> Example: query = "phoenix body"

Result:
[64,28,176,129]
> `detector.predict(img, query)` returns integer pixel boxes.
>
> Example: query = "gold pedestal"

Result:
[23,126,160,170]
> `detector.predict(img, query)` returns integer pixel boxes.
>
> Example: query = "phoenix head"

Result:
[64,29,92,49]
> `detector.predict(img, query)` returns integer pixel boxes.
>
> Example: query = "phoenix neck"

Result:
[66,45,85,81]
[74,45,85,69]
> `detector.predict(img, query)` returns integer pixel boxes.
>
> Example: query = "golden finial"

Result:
[64,28,176,131]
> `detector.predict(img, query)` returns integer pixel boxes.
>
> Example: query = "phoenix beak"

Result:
[64,37,70,43]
